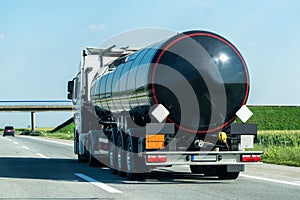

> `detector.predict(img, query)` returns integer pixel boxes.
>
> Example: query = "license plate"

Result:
[191,155,217,162]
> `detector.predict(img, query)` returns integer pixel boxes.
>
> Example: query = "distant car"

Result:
[3,126,15,137]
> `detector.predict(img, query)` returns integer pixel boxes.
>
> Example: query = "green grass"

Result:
[254,145,300,167]
[15,126,74,140]
[53,122,75,134]
[42,132,74,140]
[254,130,300,167]
[41,123,74,140]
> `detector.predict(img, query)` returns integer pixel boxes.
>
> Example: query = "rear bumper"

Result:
[143,151,263,166]
[3,132,14,136]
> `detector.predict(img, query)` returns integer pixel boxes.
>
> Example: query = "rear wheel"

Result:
[190,165,204,174]
[116,134,126,177]
[108,134,117,174]
[217,166,240,180]
[78,139,88,163]
[88,138,99,167]
[190,165,218,176]
[78,153,88,163]
[126,135,146,181]
[218,172,240,180]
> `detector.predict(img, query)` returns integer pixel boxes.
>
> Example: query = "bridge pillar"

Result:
[31,112,35,132]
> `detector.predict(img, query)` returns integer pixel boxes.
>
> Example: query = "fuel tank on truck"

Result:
[91,30,250,134]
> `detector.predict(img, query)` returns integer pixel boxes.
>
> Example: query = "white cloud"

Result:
[0,34,4,40]
[194,0,216,7]
[88,24,107,31]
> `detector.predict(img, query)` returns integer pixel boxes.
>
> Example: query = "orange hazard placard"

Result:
[146,134,164,149]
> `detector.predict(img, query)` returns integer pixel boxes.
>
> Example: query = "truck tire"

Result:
[88,138,99,167]
[218,172,240,180]
[190,165,204,174]
[78,143,88,163]
[125,135,146,181]
[217,166,240,180]
[190,165,219,176]
[78,153,88,163]
[116,134,126,177]
[108,134,118,174]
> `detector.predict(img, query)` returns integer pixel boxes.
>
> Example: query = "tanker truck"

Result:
[67,30,263,181]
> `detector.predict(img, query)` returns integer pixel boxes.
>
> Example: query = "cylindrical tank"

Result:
[91,30,249,134]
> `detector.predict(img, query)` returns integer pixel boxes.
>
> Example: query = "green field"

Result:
[15,126,74,140]
[255,130,300,167]
[237,106,300,130]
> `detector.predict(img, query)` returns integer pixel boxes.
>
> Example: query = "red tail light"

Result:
[241,155,261,162]
[147,155,167,163]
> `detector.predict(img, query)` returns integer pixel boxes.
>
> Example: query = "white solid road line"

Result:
[22,146,30,150]
[36,153,50,159]
[75,173,123,194]
[22,136,73,147]
[240,174,300,187]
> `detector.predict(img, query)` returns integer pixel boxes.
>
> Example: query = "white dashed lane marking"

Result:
[36,153,49,159]
[241,174,300,187]
[75,173,122,194]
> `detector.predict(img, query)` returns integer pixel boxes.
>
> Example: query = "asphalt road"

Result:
[0,135,300,200]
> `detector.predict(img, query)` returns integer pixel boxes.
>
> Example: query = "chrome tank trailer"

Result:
[91,30,249,134]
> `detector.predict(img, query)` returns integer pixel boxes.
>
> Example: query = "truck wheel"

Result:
[88,138,99,167]
[190,165,204,174]
[77,136,88,163]
[190,165,219,176]
[108,134,117,174]
[217,166,240,180]
[218,172,240,180]
[125,136,146,181]
[78,153,88,163]
[116,134,126,177]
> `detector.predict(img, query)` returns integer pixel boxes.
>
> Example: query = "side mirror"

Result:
[68,80,74,93]
[67,80,74,100]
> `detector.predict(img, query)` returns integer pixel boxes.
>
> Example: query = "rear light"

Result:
[241,155,261,162]
[147,155,167,163]
[4,129,14,133]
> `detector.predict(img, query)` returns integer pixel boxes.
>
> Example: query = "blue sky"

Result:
[0,0,299,127]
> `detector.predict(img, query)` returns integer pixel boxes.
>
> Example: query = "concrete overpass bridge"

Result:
[0,100,73,132]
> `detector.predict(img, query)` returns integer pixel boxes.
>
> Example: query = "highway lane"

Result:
[0,135,300,199]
